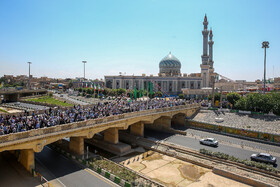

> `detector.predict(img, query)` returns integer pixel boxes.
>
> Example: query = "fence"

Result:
[36,172,54,187]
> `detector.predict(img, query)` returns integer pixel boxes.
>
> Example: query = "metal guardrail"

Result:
[37,172,54,187]
[0,104,200,144]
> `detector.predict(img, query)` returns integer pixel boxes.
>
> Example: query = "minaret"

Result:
[200,14,211,88]
[208,28,214,69]
[201,14,209,65]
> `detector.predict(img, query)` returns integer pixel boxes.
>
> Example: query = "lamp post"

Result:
[27,62,32,89]
[262,41,269,94]
[82,61,87,80]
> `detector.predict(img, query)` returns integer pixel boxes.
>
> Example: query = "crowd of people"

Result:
[0,98,188,135]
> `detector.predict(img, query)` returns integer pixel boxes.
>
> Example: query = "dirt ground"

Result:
[124,152,249,187]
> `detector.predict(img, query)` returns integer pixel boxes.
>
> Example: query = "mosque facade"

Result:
[105,15,215,96]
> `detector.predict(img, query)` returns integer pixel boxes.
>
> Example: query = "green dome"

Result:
[159,52,181,76]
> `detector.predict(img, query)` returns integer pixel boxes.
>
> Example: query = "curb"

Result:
[213,168,274,187]
[50,144,133,187]
[188,126,280,147]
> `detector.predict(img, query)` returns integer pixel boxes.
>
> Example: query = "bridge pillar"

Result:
[18,149,35,173]
[69,137,84,155]
[130,121,144,137]
[104,128,119,144]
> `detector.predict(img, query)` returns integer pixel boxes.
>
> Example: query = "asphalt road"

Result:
[144,129,280,169]
[35,146,118,187]
[0,152,41,187]
[55,94,89,106]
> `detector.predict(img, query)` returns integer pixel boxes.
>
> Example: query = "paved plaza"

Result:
[1,102,49,111]
[193,110,280,134]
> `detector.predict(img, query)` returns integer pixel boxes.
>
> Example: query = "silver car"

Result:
[199,138,218,147]
[250,153,277,165]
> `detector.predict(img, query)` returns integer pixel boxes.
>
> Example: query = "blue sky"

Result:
[0,0,279,81]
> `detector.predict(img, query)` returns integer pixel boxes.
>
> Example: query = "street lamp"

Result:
[82,61,87,80]
[262,41,269,94]
[27,62,32,89]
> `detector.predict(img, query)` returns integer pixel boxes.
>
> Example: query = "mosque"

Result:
[105,15,215,96]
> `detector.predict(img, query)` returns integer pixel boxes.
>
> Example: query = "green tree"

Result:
[208,93,221,102]
[235,97,246,110]
[272,92,280,115]
[86,89,92,95]
[156,91,162,97]
[103,88,109,96]
[226,92,241,106]
[117,88,126,96]
[179,94,185,99]
[69,81,73,88]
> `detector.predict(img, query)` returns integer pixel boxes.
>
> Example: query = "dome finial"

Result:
[169,51,171,54]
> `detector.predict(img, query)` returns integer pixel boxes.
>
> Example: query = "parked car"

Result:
[250,153,277,165]
[199,138,218,147]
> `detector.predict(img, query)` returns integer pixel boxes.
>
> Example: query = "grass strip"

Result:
[27,96,73,107]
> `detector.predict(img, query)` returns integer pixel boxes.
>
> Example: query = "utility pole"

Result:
[219,86,223,108]
[27,62,32,89]
[82,61,87,80]
[262,41,269,94]
[211,75,215,107]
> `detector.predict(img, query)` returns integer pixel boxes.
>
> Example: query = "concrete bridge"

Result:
[0,89,48,102]
[0,103,200,172]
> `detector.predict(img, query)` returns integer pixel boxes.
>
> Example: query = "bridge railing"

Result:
[0,103,200,144]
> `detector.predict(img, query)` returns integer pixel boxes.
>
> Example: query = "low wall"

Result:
[188,120,280,143]
[213,168,273,187]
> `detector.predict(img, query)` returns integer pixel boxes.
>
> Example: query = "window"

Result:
[106,80,112,89]
[116,80,120,89]
[190,81,194,89]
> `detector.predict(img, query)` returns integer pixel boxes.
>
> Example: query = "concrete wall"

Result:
[188,120,280,143]
[213,168,272,187]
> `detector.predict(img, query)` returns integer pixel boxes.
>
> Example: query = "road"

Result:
[144,128,280,169]
[35,146,118,187]
[55,94,89,105]
[0,152,41,187]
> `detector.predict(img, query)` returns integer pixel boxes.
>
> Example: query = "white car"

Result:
[200,138,219,147]
[251,153,277,165]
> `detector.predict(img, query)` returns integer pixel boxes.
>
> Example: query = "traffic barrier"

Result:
[37,172,54,187]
